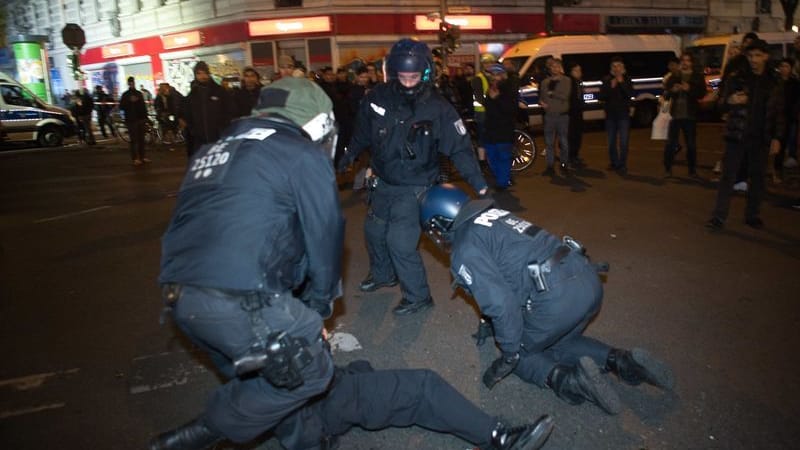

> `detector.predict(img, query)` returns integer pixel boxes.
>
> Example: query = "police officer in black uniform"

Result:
[419,184,675,414]
[272,359,555,450]
[339,38,489,316]
[150,77,344,449]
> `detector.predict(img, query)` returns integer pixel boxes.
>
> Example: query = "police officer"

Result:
[150,77,344,449]
[339,38,488,316]
[272,359,555,450]
[419,184,675,414]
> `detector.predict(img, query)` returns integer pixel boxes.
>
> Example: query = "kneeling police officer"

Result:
[339,38,488,316]
[419,184,675,414]
[151,77,344,449]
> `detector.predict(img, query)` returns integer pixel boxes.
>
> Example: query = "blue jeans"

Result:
[485,142,513,188]
[605,115,630,169]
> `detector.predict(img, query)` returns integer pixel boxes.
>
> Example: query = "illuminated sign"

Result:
[415,15,493,31]
[101,43,135,59]
[162,31,203,50]
[249,16,331,36]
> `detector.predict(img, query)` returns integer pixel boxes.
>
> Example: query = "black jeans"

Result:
[712,138,769,222]
[127,120,146,161]
[664,118,697,173]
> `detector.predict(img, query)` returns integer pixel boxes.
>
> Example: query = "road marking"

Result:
[0,368,80,390]
[0,403,66,419]
[33,205,112,223]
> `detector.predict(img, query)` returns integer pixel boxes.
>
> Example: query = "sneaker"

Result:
[142,158,152,163]
[713,160,722,174]
[133,159,143,166]
[359,275,399,292]
[489,415,555,450]
[705,217,724,231]
[392,297,434,316]
[617,166,628,176]
[732,181,748,192]
[541,166,555,177]
[559,162,570,176]
[745,217,764,229]
[784,157,798,169]
[663,169,672,178]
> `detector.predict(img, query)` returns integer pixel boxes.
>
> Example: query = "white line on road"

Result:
[33,206,112,224]
[0,368,80,390]
[0,403,66,419]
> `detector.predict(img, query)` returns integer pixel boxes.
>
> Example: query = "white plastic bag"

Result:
[650,100,671,140]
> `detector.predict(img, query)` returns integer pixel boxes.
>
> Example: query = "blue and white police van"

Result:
[0,71,76,147]
[500,34,681,127]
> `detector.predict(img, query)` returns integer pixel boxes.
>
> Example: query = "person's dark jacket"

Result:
[484,78,517,143]
[717,67,785,145]
[154,90,182,120]
[182,79,234,145]
[599,74,634,118]
[346,82,487,192]
[119,88,148,123]
[160,117,345,310]
[232,85,262,118]
[453,74,474,117]
[348,84,368,115]
[77,91,94,117]
[568,76,584,121]
[94,91,113,116]
[449,200,564,356]
[663,70,707,120]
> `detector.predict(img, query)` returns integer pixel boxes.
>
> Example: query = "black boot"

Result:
[547,357,621,415]
[489,415,555,450]
[148,418,224,450]
[606,348,674,390]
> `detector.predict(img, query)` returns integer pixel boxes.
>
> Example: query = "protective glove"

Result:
[482,352,520,389]
[471,317,495,346]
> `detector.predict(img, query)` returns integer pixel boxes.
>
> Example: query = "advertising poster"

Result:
[12,41,49,102]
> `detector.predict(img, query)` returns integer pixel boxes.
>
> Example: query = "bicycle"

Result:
[463,117,537,172]
[114,113,184,147]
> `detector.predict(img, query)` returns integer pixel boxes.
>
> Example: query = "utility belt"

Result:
[160,283,326,390]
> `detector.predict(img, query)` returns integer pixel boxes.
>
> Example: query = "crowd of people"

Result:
[146,37,679,450]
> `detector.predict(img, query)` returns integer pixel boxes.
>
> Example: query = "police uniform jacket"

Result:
[347,82,487,191]
[159,116,345,309]
[449,200,563,355]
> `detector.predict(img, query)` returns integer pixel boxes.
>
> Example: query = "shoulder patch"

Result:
[454,118,467,136]
[457,264,473,286]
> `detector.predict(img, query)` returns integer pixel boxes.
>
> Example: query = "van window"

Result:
[520,55,552,84]
[1,85,37,108]
[686,44,726,76]
[562,51,677,81]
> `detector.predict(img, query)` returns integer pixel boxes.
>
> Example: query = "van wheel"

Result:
[633,101,657,127]
[38,125,64,147]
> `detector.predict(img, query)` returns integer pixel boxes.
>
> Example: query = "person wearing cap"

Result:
[181,60,234,156]
[540,58,572,176]
[483,63,517,189]
[707,38,785,231]
[152,77,345,449]
[232,66,263,118]
[119,76,150,165]
[276,54,295,80]
[337,38,488,316]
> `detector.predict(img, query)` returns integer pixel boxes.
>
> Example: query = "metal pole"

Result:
[440,0,448,68]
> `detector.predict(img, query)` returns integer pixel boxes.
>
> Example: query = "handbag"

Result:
[650,99,671,140]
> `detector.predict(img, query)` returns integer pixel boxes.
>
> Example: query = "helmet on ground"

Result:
[480,53,497,64]
[386,38,434,96]
[254,77,338,158]
[419,184,470,251]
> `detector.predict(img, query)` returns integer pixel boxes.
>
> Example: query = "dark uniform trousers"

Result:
[275,364,497,449]
[712,137,769,222]
[514,251,610,387]
[171,285,334,443]
[364,181,431,302]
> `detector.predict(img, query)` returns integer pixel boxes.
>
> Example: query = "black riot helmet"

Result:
[386,38,434,97]
[419,184,470,251]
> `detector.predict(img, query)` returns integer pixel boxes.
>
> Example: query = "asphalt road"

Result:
[1,125,799,450]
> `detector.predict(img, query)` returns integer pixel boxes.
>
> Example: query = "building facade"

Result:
[1,0,795,100]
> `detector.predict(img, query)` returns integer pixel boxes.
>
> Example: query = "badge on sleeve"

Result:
[454,118,467,136]
[457,264,474,286]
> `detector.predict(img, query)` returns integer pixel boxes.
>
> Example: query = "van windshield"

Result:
[502,56,529,79]
[562,51,677,81]
[1,85,39,108]
[686,45,725,76]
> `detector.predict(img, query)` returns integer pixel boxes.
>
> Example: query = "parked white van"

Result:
[686,31,799,91]
[501,34,681,126]
[0,71,76,147]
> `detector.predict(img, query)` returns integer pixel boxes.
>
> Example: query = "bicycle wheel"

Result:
[511,129,536,172]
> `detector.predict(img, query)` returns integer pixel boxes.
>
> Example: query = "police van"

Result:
[0,71,76,147]
[686,32,799,91]
[501,34,681,126]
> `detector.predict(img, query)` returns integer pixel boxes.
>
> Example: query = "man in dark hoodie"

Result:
[181,61,234,156]
[232,66,263,118]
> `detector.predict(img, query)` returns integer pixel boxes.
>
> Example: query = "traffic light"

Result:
[438,21,461,53]
[68,51,84,81]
